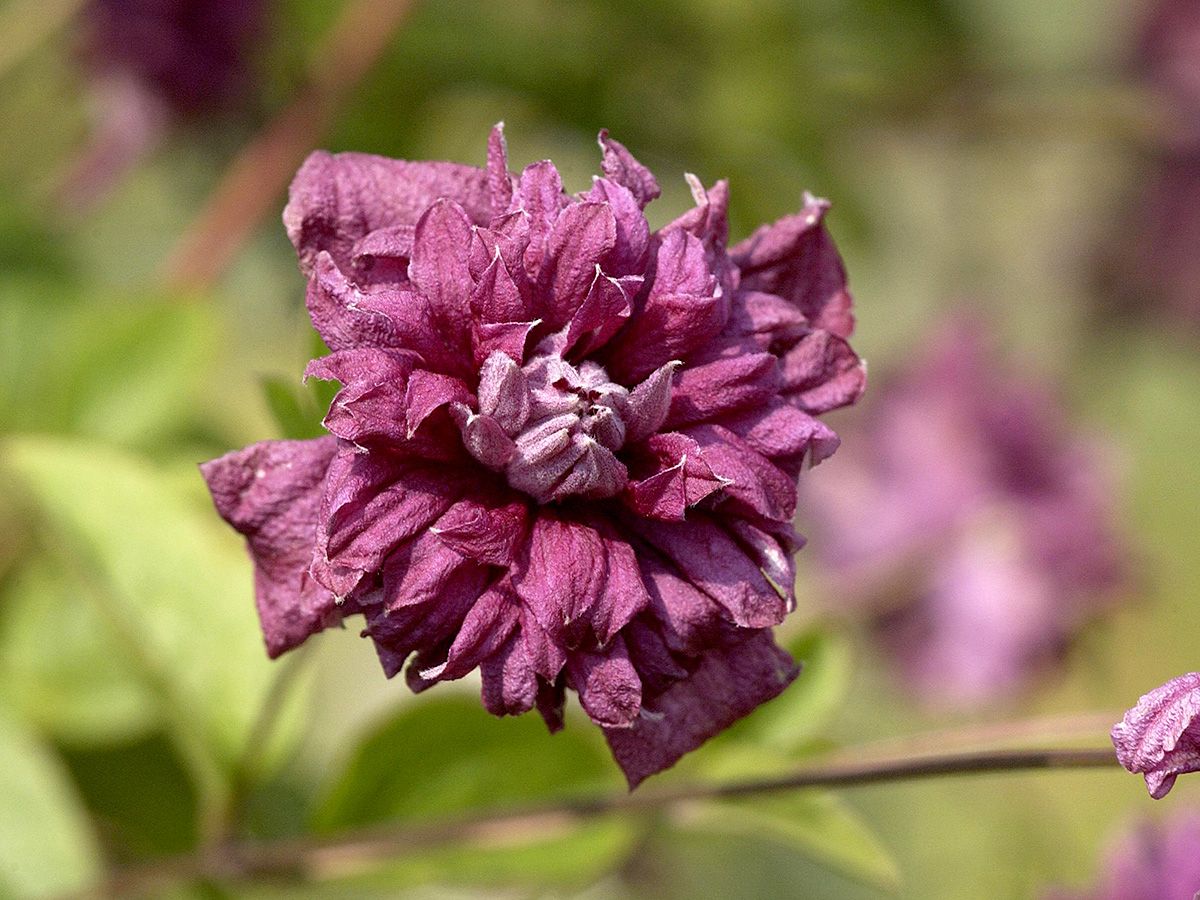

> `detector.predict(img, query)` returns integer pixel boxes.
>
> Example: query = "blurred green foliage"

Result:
[0,0,1195,897]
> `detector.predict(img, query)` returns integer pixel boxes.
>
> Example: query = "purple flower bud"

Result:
[1112,672,1200,799]
[203,125,865,785]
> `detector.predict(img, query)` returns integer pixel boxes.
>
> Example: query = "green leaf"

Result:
[261,375,328,440]
[0,702,101,898]
[677,792,900,891]
[1,435,276,767]
[59,732,200,858]
[313,695,620,833]
[0,557,159,744]
[0,283,218,448]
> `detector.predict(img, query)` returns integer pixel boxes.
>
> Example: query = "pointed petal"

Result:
[731,194,855,339]
[513,513,606,640]
[598,130,660,207]
[487,122,514,214]
[779,331,866,414]
[665,352,780,428]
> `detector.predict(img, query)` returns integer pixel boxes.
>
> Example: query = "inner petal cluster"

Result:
[453,349,676,504]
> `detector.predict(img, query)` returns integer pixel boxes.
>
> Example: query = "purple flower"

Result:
[80,0,265,117]
[802,320,1126,706]
[1046,812,1200,900]
[202,126,864,786]
[1112,672,1200,799]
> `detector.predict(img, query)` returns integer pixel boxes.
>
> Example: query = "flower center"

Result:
[453,352,632,503]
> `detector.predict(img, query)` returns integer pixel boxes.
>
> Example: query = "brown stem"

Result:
[159,0,418,291]
[75,745,1117,898]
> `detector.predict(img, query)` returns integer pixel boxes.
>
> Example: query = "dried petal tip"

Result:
[1112,672,1200,798]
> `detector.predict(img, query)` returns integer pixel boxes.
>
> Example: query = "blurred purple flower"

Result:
[202,126,864,785]
[802,320,1126,706]
[1046,812,1200,900]
[1112,672,1200,798]
[62,0,266,209]
[80,0,265,117]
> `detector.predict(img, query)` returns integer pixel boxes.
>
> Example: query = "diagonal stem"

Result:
[75,744,1118,898]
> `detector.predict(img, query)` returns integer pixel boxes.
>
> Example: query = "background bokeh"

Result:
[1,0,1198,897]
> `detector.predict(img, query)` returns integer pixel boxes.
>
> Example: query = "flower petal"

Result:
[285,150,492,275]
[731,193,855,339]
[604,630,799,787]
[625,513,788,629]
[200,437,339,657]
[568,636,643,728]
[1113,673,1200,798]
[597,130,660,208]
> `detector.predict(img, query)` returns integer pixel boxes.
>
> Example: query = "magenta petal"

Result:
[481,631,538,716]
[779,331,866,414]
[683,423,797,522]
[314,448,466,595]
[665,352,780,428]
[201,437,339,657]
[408,199,475,330]
[352,224,415,266]
[514,161,566,280]
[285,150,492,275]
[542,202,618,328]
[591,527,652,644]
[604,230,724,383]
[624,361,678,445]
[586,177,650,274]
[568,637,643,728]
[561,268,634,358]
[636,554,724,655]
[718,399,840,468]
[625,513,788,629]
[470,249,531,326]
[514,513,605,640]
[306,348,417,447]
[731,194,855,340]
[605,630,799,787]
[1113,673,1200,798]
[431,489,529,566]
[433,576,522,681]
[487,122,514,215]
[405,370,474,438]
[597,130,661,208]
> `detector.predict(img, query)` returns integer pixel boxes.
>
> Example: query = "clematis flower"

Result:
[1045,812,1200,900]
[1112,672,1200,799]
[202,126,865,786]
[802,320,1126,706]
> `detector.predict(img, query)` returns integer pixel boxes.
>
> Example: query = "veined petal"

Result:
[285,150,492,275]
[201,437,339,657]
[605,630,799,787]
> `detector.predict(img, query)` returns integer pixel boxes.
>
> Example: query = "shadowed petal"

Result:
[605,630,799,787]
